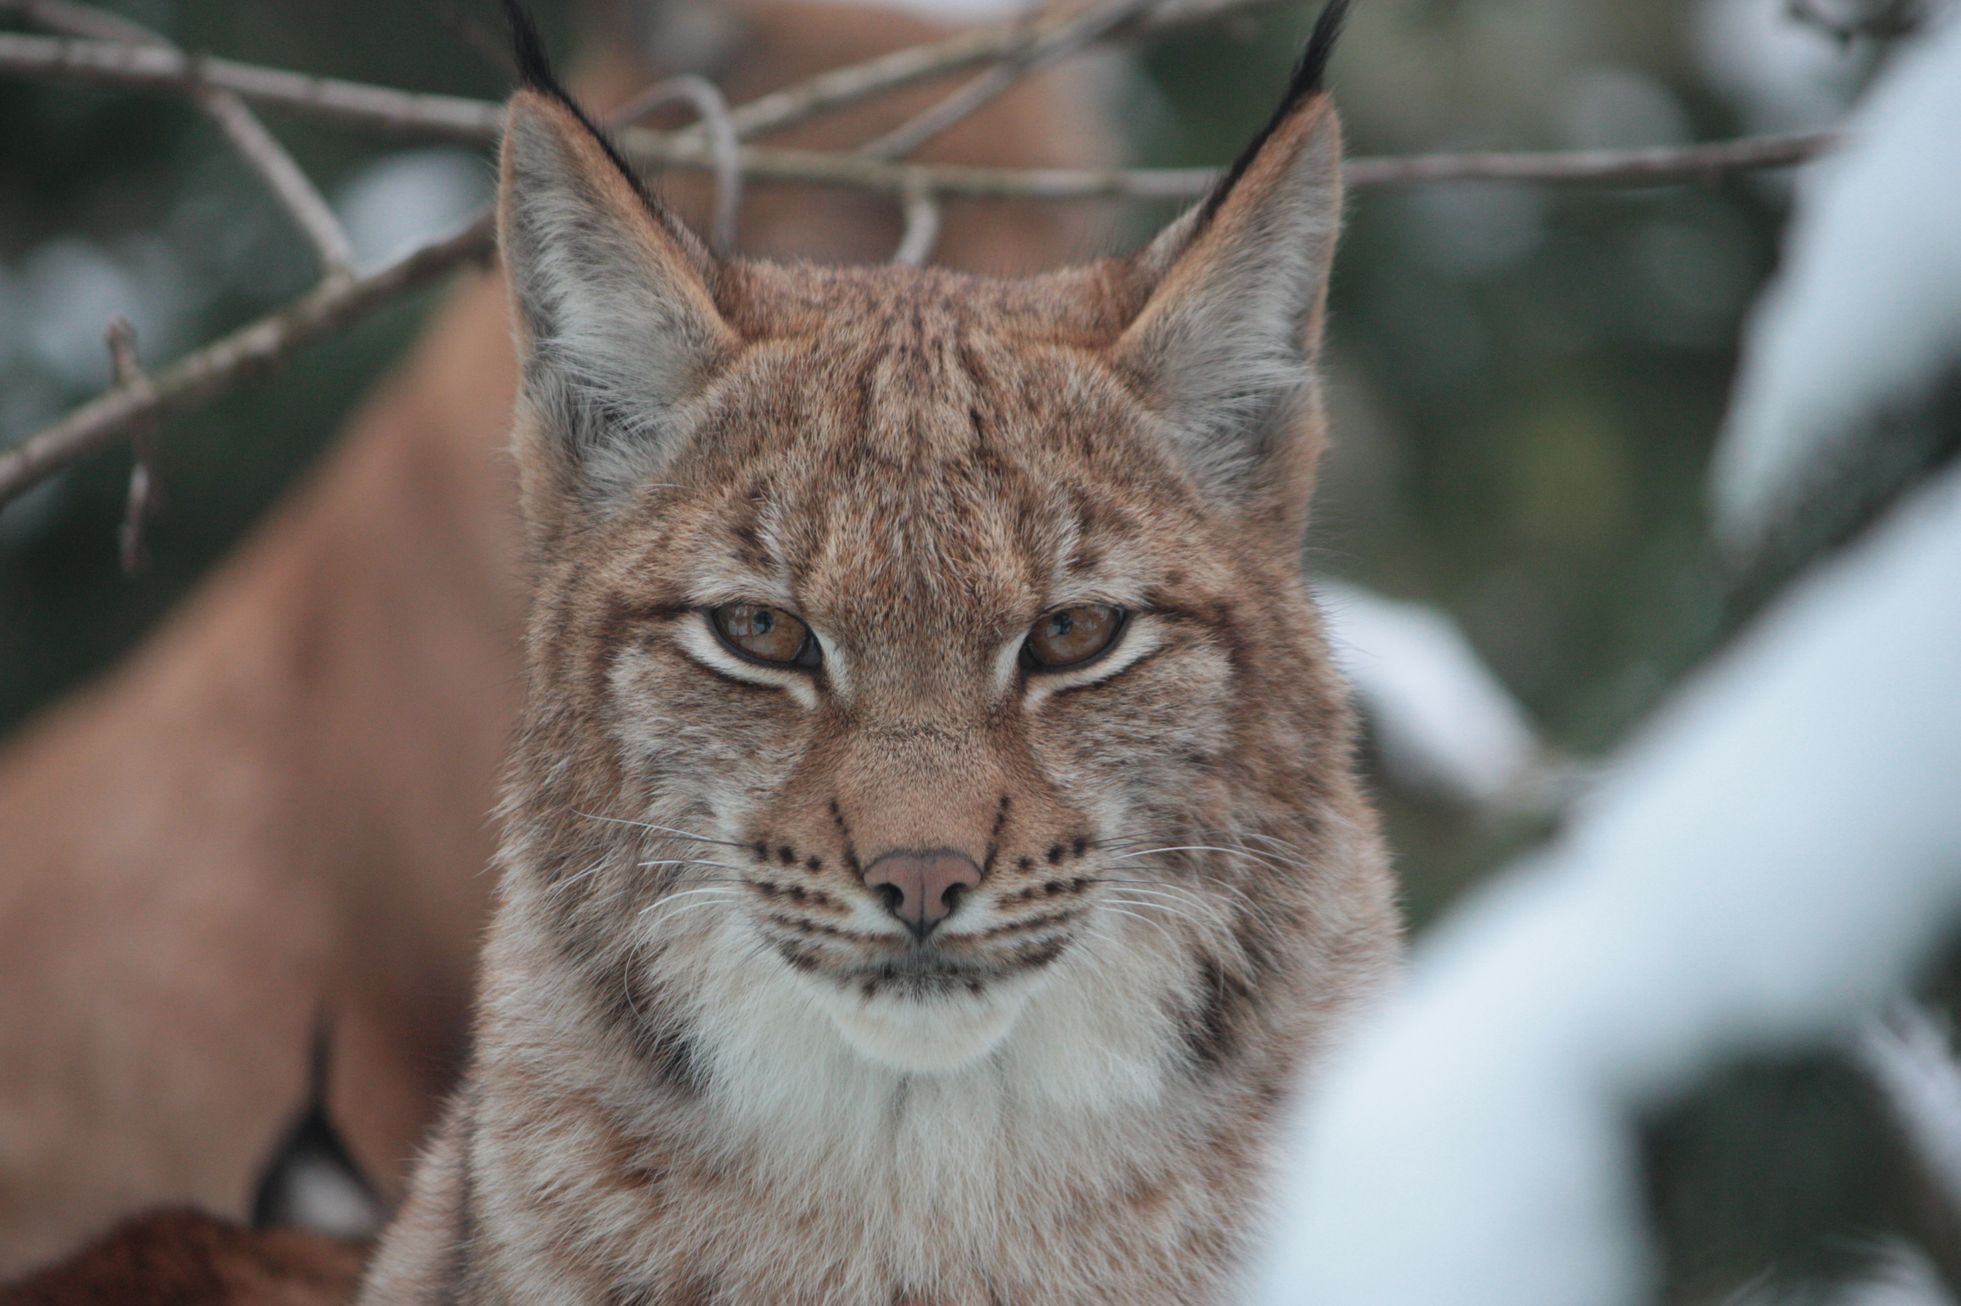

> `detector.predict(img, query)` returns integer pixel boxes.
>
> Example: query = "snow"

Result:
[1315,581,1547,807]
[1693,0,1865,134]
[1253,460,1961,1306]
[1711,11,1961,553]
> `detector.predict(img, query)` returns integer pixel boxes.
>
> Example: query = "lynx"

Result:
[363,3,1398,1301]
[0,0,1109,1276]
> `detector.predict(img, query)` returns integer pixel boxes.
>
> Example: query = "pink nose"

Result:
[862,849,982,939]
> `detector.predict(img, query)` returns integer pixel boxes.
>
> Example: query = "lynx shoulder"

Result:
[363,4,1399,1301]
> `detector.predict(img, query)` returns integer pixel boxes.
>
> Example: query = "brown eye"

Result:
[1023,604,1126,671]
[708,603,820,668]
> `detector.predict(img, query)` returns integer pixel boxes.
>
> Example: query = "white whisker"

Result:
[1093,873,1260,921]
[571,810,752,850]
[545,859,611,898]
[637,886,743,923]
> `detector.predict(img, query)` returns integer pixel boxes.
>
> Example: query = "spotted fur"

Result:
[363,12,1400,1302]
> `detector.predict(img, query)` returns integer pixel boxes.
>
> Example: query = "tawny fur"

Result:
[0,1209,365,1306]
[0,0,1111,1277]
[363,34,1398,1304]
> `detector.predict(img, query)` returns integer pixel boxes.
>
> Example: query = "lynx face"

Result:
[494,32,1385,1089]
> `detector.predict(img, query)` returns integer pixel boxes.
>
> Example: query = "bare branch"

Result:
[1342,130,1839,190]
[0,0,146,42]
[861,0,1164,161]
[891,185,942,266]
[0,33,507,141]
[0,34,1841,201]
[2,3,355,279]
[614,75,743,255]
[104,317,160,575]
[0,3,1849,516]
[0,123,1837,512]
[193,92,358,278]
[707,0,1276,143]
[0,214,495,511]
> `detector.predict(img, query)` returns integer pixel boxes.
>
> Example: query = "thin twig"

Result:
[1341,130,1839,190]
[0,34,1842,200]
[0,0,145,41]
[195,92,358,277]
[0,32,507,140]
[891,184,942,266]
[706,0,1276,143]
[0,214,495,510]
[0,123,1839,511]
[104,317,160,574]
[0,9,1848,514]
[862,0,1165,161]
[1,3,355,279]
[613,75,743,254]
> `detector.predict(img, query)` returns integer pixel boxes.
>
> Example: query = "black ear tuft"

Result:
[1200,0,1352,225]
[1293,0,1353,103]
[500,0,660,211]
[502,0,562,96]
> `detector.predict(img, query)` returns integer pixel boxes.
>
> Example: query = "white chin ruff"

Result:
[816,984,1031,1074]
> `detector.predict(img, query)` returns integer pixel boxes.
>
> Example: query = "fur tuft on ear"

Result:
[1112,1,1350,544]
[502,1,665,220]
[502,0,558,95]
[496,7,734,536]
[1200,0,1350,227]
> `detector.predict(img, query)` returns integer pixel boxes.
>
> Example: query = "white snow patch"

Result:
[1712,12,1961,551]
[1255,461,1961,1306]
[1317,581,1545,807]
[1694,0,1866,133]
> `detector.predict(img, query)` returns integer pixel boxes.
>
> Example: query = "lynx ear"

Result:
[1112,1,1348,543]
[496,13,734,534]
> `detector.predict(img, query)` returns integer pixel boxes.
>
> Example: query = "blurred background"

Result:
[2,0,1956,1300]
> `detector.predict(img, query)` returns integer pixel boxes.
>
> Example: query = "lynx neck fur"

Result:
[363,4,1399,1301]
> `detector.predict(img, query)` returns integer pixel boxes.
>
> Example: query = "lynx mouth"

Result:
[790,948,1050,1073]
[773,935,1074,1001]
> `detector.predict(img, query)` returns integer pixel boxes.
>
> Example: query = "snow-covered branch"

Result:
[1316,581,1557,811]
[1258,459,1961,1306]
[1255,14,1961,1298]
[1713,12,1961,564]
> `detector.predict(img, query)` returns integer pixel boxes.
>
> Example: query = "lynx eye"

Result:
[708,603,820,669]
[1023,604,1126,671]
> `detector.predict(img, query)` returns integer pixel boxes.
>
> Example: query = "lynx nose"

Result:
[862,849,982,940]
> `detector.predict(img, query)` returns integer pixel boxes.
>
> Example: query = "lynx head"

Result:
[493,3,1392,1088]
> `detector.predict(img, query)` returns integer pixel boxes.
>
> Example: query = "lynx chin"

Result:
[361,2,1400,1300]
